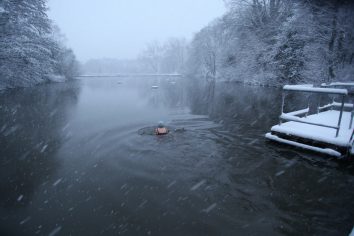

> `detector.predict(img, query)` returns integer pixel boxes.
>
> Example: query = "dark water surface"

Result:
[0,77,353,236]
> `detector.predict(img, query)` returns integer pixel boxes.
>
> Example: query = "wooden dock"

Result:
[266,83,354,158]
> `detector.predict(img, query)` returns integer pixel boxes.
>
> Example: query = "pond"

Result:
[0,77,353,235]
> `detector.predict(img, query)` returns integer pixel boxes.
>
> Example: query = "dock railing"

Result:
[280,84,353,137]
[321,82,354,130]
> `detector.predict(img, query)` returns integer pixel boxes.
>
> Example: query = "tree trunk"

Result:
[327,3,339,82]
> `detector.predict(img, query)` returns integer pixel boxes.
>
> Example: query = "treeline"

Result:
[0,0,79,89]
[82,38,188,75]
[187,0,354,85]
[82,58,145,75]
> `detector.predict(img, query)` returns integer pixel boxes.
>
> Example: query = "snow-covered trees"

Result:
[139,41,163,73]
[0,0,79,89]
[81,38,187,75]
[187,0,354,85]
[139,38,188,74]
[50,26,79,80]
[310,0,354,83]
[188,21,224,79]
[160,38,188,74]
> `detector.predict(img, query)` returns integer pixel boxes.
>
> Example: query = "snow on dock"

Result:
[283,84,348,95]
[267,110,353,157]
[266,83,354,158]
[322,82,354,87]
[272,110,352,147]
[349,226,354,236]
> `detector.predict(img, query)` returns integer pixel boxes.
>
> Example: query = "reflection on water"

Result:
[0,82,80,234]
[0,77,353,235]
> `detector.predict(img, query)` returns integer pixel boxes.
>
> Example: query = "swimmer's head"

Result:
[158,121,164,128]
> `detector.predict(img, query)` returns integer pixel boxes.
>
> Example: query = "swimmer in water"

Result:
[155,121,169,135]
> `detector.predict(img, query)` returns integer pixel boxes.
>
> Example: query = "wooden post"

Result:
[336,95,345,137]
[306,95,310,118]
[350,98,354,129]
[280,92,285,125]
[331,97,334,110]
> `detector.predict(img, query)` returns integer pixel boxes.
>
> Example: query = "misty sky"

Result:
[48,0,226,62]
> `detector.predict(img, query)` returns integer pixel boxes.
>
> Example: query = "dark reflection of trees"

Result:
[159,78,187,108]
[187,76,211,114]
[205,76,216,114]
[188,81,282,128]
[0,82,80,209]
[212,83,281,128]
[188,81,336,130]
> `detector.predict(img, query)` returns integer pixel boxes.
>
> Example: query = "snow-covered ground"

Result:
[47,75,66,83]
[270,110,353,147]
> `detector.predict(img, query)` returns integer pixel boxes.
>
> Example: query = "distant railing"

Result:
[279,84,354,137]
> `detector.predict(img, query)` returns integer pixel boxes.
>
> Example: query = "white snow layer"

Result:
[283,85,348,95]
[271,110,353,147]
[48,75,66,83]
[349,226,354,236]
[326,82,354,87]
[332,102,354,109]
[285,108,309,116]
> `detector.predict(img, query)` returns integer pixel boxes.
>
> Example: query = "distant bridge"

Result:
[76,73,184,78]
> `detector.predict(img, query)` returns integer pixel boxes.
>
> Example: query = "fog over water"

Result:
[48,0,226,62]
